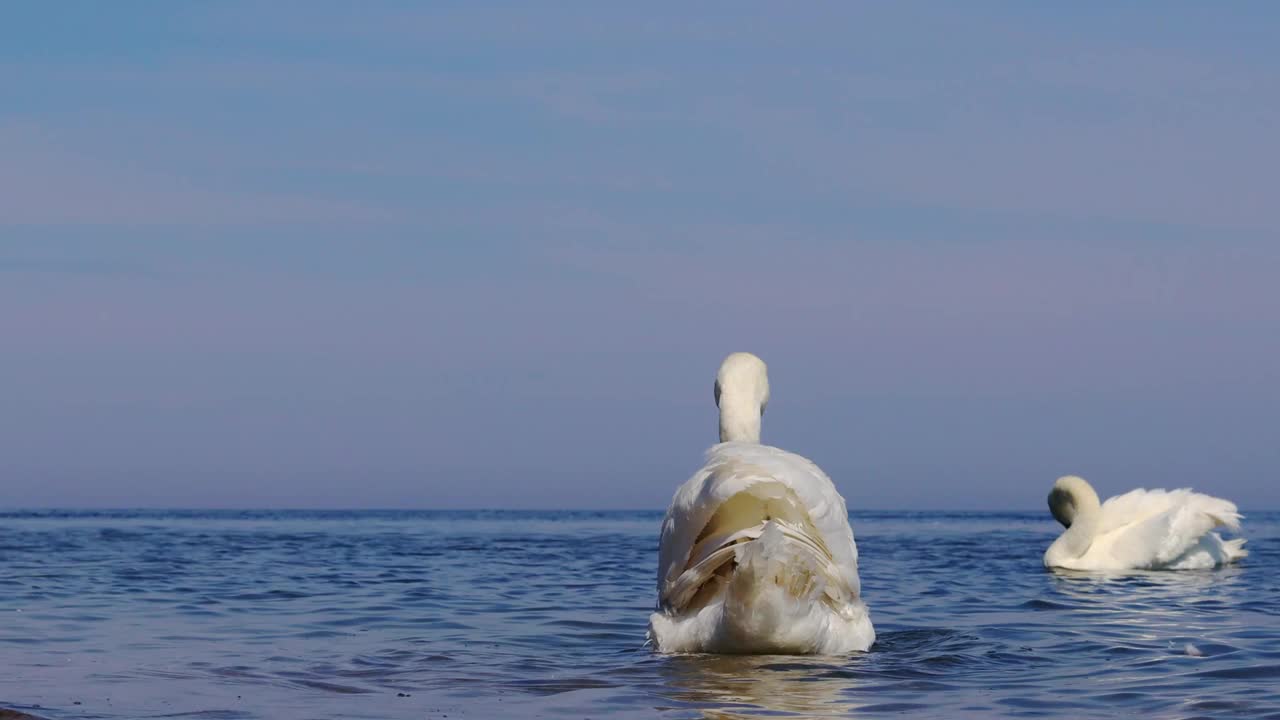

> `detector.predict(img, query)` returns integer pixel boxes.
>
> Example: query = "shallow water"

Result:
[1,509,1277,719]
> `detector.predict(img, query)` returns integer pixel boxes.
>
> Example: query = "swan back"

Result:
[655,442,860,605]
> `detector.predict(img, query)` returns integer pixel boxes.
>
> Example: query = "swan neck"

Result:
[1057,508,1100,558]
[719,397,761,443]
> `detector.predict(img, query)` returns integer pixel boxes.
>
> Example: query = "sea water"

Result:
[1,510,1277,719]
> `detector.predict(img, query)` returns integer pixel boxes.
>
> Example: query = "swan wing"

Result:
[1100,489,1242,568]
[656,442,859,612]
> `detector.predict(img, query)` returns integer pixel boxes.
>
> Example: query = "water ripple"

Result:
[0,509,1275,719]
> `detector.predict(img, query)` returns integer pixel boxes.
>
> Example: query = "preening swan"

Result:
[648,353,874,654]
[1044,475,1247,571]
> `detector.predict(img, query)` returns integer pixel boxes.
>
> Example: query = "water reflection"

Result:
[1048,565,1245,603]
[1045,566,1249,643]
[656,654,862,718]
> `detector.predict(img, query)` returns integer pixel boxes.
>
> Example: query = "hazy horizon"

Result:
[3,4,1278,511]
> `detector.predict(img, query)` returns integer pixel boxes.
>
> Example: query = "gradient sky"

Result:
[2,3,1277,510]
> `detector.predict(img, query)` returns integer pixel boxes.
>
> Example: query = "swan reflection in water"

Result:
[656,653,863,719]
[1047,565,1248,641]
[1049,564,1246,600]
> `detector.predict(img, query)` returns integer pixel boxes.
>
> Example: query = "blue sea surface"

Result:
[1,509,1277,719]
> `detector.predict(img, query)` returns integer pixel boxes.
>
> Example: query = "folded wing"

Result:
[1102,489,1243,568]
[656,442,860,614]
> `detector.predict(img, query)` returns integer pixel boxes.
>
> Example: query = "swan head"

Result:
[715,352,770,443]
[1047,475,1101,528]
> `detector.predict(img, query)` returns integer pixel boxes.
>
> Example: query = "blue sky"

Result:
[2,3,1277,509]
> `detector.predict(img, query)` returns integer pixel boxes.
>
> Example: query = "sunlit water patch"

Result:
[1,510,1277,719]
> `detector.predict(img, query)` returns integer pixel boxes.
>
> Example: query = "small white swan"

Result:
[1044,475,1248,571]
[648,353,874,654]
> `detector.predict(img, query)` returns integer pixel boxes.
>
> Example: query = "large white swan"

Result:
[648,352,874,654]
[1044,475,1247,571]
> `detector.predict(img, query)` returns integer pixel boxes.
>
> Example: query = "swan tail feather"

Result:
[1223,537,1248,561]
[718,520,835,650]
[1207,507,1243,532]
[730,520,826,604]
